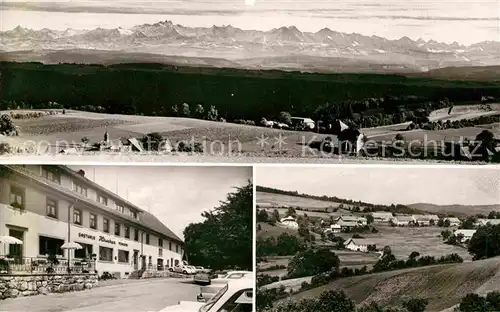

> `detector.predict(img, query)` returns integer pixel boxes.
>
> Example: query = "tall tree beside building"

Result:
[468,224,500,260]
[183,181,253,271]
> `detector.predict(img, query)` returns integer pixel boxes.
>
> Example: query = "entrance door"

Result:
[133,251,139,270]
[141,255,146,270]
[8,229,23,263]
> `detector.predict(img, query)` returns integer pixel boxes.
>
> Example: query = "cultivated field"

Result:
[259,207,337,220]
[257,222,299,240]
[257,191,342,210]
[338,225,472,261]
[289,257,500,312]
[257,191,357,221]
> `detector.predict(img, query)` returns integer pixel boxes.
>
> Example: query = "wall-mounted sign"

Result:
[78,233,96,240]
[99,236,116,245]
[118,242,128,247]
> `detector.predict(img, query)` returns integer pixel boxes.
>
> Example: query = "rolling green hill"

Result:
[289,257,500,311]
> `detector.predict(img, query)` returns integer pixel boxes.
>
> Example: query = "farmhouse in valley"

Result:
[280,216,299,229]
[454,229,477,243]
[336,220,360,231]
[444,217,461,227]
[329,223,341,233]
[476,219,500,227]
[334,215,367,225]
[345,238,375,253]
[371,212,393,222]
[413,214,439,226]
[391,215,415,226]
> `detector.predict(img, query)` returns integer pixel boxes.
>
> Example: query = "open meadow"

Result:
[1,102,498,162]
[338,225,472,261]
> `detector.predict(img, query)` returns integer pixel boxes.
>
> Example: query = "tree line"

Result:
[257,186,425,215]
[1,62,499,123]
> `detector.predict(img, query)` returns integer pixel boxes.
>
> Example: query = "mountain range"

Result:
[1,20,499,73]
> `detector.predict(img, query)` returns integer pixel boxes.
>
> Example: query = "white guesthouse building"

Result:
[454,229,477,243]
[345,238,374,253]
[0,165,184,278]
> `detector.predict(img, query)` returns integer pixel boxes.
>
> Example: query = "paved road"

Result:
[1,279,200,312]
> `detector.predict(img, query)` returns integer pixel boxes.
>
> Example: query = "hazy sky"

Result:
[256,166,500,206]
[1,0,498,44]
[69,165,252,239]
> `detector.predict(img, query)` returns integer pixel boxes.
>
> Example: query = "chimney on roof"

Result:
[77,169,85,177]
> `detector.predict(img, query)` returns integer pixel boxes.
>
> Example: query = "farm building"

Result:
[413,214,439,226]
[391,215,416,226]
[256,203,273,208]
[444,217,461,226]
[345,238,375,253]
[454,229,477,243]
[371,212,394,222]
[476,219,500,227]
[329,224,341,233]
[337,220,360,231]
[280,216,299,229]
[334,215,367,225]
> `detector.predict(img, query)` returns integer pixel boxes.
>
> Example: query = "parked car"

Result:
[211,271,252,285]
[159,277,253,312]
[194,272,212,285]
[197,271,252,301]
[194,266,210,273]
[169,265,196,275]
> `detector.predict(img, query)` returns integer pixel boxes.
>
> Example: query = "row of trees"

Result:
[259,282,500,312]
[259,289,429,312]
[417,113,500,131]
[257,186,425,215]
[372,248,463,273]
[256,233,306,258]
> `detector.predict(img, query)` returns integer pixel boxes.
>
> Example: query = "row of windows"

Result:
[72,183,138,219]
[39,236,128,262]
[38,166,138,220]
[8,183,181,253]
[39,236,179,266]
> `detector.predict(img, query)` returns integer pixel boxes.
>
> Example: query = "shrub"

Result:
[0,142,12,155]
[457,293,488,312]
[278,111,292,124]
[207,105,219,121]
[234,119,256,126]
[99,271,115,280]
[175,140,204,153]
[0,114,19,136]
[402,298,429,312]
[140,132,164,151]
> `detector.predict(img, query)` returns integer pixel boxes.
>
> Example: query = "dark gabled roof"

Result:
[60,166,183,244]
[4,165,183,244]
[58,166,147,213]
[140,211,183,243]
